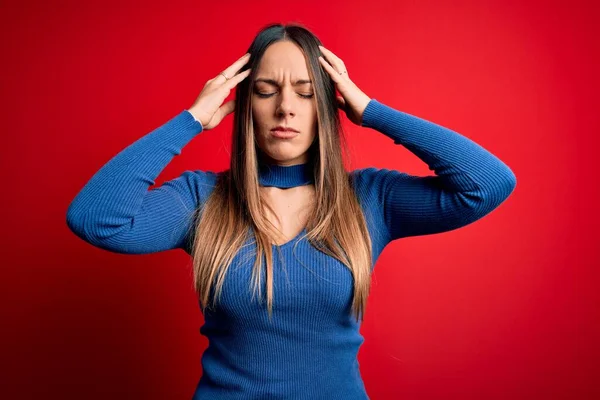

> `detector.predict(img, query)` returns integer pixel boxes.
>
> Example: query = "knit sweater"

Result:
[66,99,516,399]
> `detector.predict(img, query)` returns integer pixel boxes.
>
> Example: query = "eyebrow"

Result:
[254,78,312,87]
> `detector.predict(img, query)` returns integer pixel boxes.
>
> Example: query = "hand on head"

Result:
[188,53,252,130]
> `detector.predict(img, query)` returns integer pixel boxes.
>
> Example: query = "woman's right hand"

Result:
[188,53,252,130]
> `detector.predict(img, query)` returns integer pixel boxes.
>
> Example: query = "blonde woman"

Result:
[66,23,516,399]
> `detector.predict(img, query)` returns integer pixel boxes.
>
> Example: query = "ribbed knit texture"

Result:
[258,162,315,188]
[66,99,516,399]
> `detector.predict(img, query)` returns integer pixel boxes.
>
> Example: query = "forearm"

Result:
[361,99,516,199]
[66,110,202,244]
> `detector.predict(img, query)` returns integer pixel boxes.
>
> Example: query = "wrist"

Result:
[187,107,203,126]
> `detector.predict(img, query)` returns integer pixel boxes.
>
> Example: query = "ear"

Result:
[336,95,346,110]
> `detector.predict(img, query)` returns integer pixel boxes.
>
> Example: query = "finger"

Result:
[223,68,251,91]
[318,56,344,84]
[217,53,251,82]
[319,46,341,63]
[219,99,236,117]
[208,100,236,128]
[204,99,235,129]
[318,46,345,73]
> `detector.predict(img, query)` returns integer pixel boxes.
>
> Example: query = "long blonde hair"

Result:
[190,23,373,322]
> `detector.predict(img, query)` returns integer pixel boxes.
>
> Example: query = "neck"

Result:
[258,161,314,189]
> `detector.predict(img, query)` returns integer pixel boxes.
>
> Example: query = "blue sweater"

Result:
[66,99,516,399]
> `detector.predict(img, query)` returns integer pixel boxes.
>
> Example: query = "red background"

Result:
[2,0,599,398]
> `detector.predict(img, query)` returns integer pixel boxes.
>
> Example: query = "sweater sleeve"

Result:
[355,99,517,242]
[66,110,218,254]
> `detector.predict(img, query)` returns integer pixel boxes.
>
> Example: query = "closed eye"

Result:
[255,92,314,99]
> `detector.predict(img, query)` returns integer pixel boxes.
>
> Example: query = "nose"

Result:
[275,88,296,118]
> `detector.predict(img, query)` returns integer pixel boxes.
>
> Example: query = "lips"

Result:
[270,126,300,139]
[271,126,299,133]
[270,129,299,139]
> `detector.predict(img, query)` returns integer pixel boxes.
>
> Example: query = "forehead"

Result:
[256,41,310,78]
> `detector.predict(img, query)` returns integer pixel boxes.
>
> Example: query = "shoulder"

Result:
[162,169,222,206]
[349,167,428,212]
[186,169,221,185]
[176,169,221,187]
[349,167,413,195]
[348,168,396,249]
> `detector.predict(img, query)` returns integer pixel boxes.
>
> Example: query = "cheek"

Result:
[252,103,271,127]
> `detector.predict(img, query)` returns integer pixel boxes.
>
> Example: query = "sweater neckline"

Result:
[258,162,314,189]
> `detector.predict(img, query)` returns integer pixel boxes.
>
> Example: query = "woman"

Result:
[66,23,516,400]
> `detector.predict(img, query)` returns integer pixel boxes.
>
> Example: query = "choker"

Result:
[258,162,314,188]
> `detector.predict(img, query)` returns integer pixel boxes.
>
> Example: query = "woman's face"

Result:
[252,41,318,166]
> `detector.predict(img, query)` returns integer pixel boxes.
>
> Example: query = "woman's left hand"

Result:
[318,45,371,126]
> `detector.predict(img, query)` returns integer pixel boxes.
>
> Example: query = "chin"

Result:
[267,152,302,162]
[262,148,308,163]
